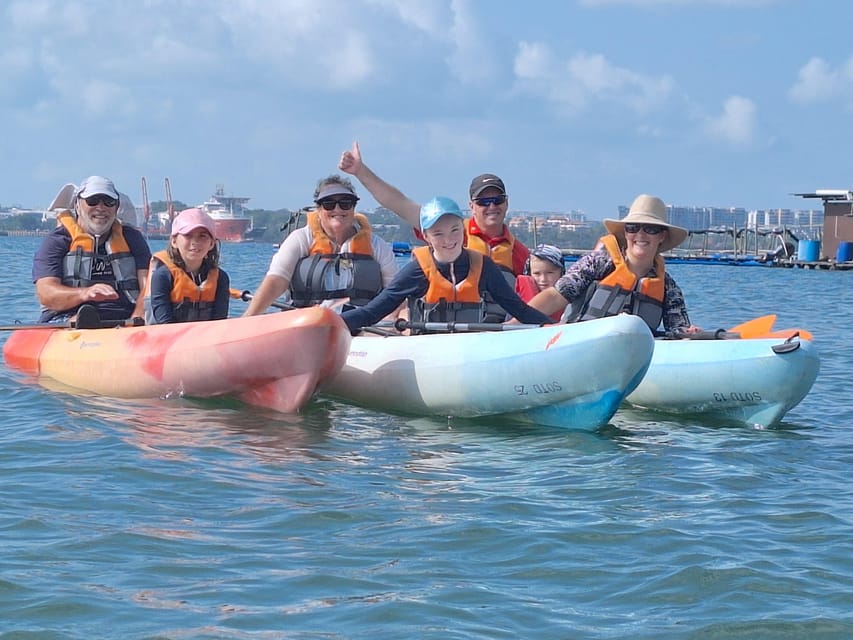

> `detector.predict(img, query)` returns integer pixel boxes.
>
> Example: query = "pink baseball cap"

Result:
[171,208,216,238]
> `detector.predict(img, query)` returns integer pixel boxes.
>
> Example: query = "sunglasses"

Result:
[317,198,357,211]
[84,194,118,207]
[474,195,507,207]
[624,223,665,235]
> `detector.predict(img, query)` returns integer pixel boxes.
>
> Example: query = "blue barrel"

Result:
[797,240,820,262]
[836,241,853,263]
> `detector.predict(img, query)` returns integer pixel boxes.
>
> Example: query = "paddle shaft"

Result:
[0,322,72,331]
[230,289,295,311]
[380,319,544,333]
[0,318,142,331]
[672,328,740,340]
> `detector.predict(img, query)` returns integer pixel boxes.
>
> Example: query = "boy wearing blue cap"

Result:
[341,197,551,334]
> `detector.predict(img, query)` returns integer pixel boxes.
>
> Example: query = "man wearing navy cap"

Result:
[32,175,152,323]
[339,142,530,278]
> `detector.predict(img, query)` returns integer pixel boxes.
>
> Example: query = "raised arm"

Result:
[339,141,421,227]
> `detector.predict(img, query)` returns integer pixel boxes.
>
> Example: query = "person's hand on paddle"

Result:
[680,325,702,335]
[339,141,363,177]
[83,283,120,302]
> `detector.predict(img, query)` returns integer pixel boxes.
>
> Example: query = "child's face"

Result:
[171,228,215,270]
[528,256,562,291]
[424,215,465,263]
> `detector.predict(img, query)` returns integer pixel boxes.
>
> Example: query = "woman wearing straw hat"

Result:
[528,194,700,336]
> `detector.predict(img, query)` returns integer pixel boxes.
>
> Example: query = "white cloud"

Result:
[788,56,853,104]
[513,42,674,115]
[348,117,491,165]
[362,0,501,88]
[514,42,558,80]
[366,0,447,35]
[446,0,500,85]
[703,95,756,145]
[218,0,376,89]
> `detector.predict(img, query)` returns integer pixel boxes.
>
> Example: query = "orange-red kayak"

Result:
[3,308,351,413]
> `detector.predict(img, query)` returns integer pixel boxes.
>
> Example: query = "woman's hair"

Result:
[167,240,221,271]
[313,174,357,200]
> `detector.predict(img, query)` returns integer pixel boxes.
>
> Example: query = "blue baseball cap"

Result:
[420,196,465,230]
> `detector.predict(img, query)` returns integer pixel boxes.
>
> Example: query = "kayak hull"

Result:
[3,308,351,413]
[324,314,655,430]
[625,336,819,427]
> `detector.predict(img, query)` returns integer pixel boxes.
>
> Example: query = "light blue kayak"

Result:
[626,334,819,427]
[323,314,654,430]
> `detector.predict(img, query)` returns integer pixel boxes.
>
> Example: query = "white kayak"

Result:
[625,333,819,428]
[323,314,655,430]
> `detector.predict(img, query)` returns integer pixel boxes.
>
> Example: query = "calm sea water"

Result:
[1,235,852,639]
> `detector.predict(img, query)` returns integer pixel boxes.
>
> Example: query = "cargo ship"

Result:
[199,185,254,242]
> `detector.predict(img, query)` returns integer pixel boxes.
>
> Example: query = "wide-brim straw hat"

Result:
[602,194,688,253]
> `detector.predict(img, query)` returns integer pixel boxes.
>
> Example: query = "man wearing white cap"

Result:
[32,175,152,323]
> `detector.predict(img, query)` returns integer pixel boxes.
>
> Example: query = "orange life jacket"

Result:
[307,211,373,256]
[409,247,486,328]
[144,250,219,323]
[463,220,518,321]
[290,212,383,308]
[464,219,516,274]
[56,211,140,303]
[566,234,666,330]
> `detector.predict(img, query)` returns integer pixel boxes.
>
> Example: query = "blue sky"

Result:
[1,0,850,219]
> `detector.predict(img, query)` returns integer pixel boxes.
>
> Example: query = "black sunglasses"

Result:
[317,198,357,211]
[624,223,665,235]
[474,195,507,207]
[84,194,118,207]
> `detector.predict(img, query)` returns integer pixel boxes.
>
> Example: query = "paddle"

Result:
[671,314,813,341]
[0,316,142,331]
[728,315,776,338]
[384,319,545,333]
[229,288,295,311]
[0,322,75,331]
[675,328,738,340]
[725,315,813,340]
[764,328,813,340]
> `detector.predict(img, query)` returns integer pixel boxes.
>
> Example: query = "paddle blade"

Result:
[765,328,814,341]
[728,315,776,338]
[726,315,813,340]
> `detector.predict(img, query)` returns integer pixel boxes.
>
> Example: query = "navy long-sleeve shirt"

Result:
[342,249,552,332]
[148,264,231,323]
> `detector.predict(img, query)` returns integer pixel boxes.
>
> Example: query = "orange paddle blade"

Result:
[727,316,813,340]
[765,328,814,341]
[728,315,776,338]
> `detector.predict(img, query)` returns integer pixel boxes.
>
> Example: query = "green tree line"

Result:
[0,203,606,251]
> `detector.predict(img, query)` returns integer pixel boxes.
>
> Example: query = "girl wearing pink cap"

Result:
[144,208,231,324]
